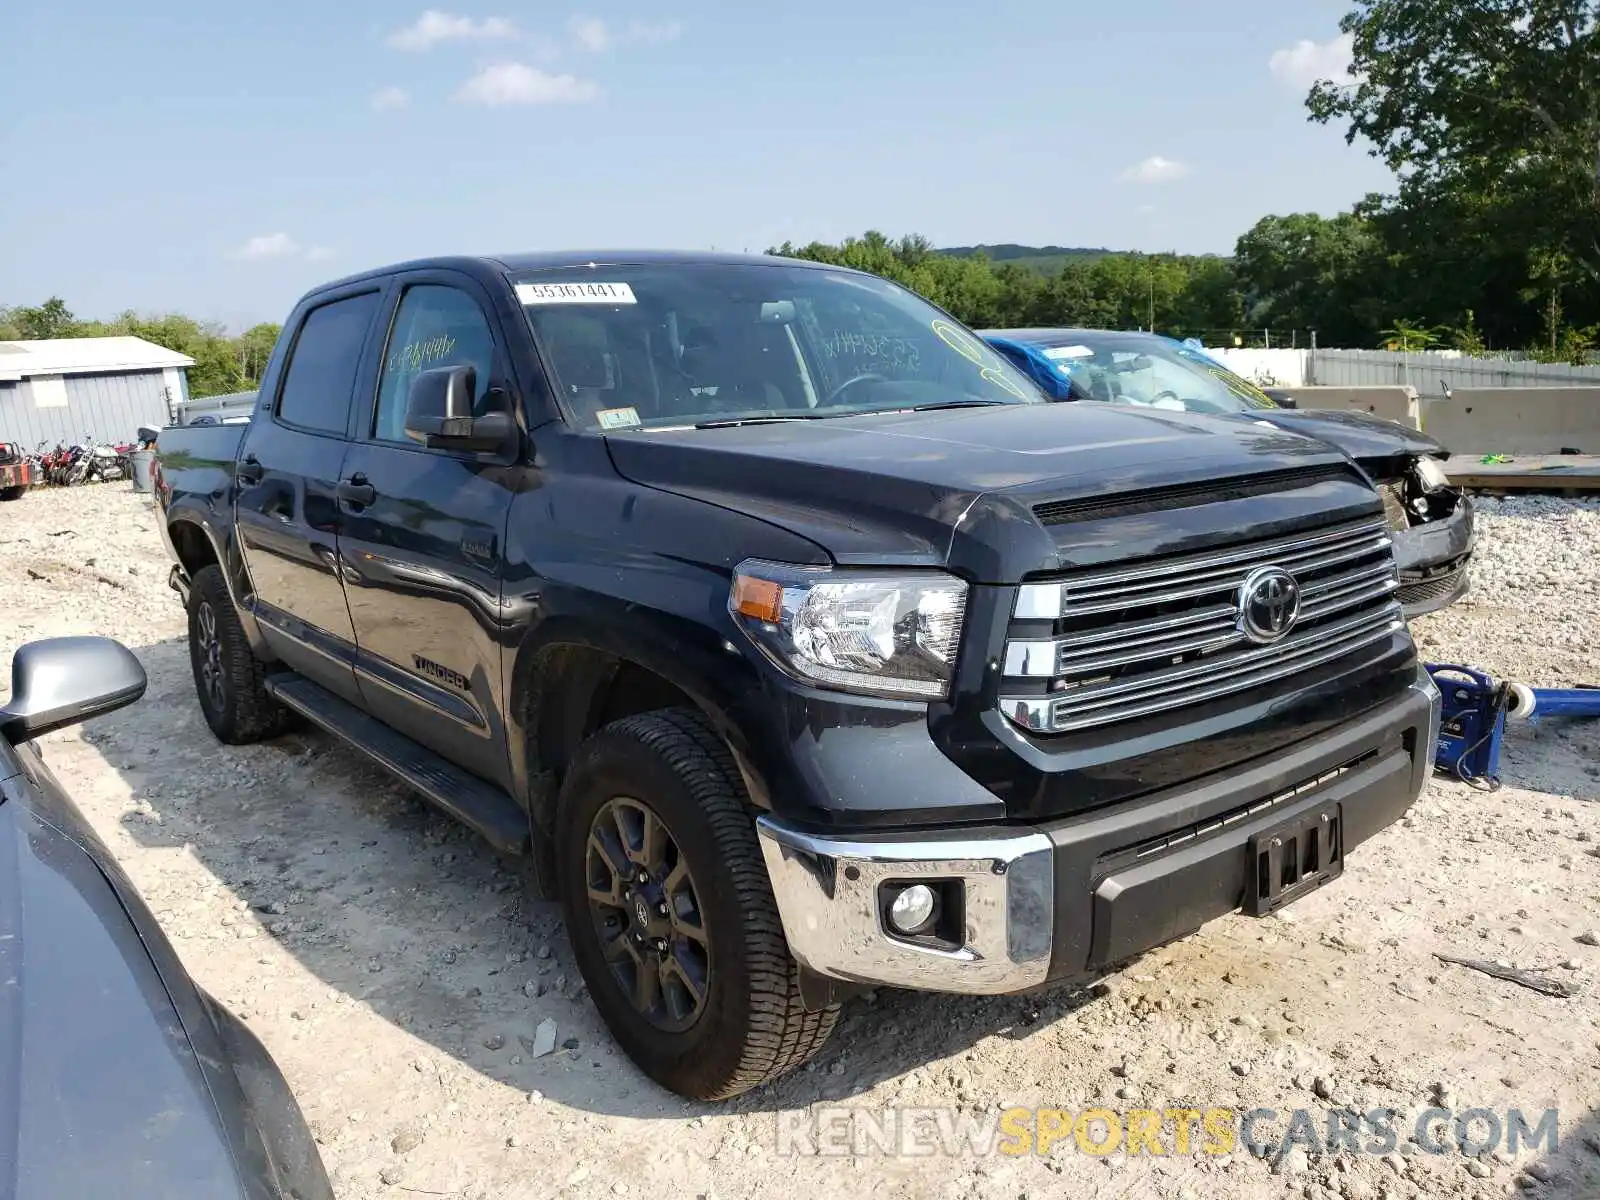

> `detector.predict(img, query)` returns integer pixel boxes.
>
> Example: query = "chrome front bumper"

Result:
[757,665,1442,996]
[756,819,1056,994]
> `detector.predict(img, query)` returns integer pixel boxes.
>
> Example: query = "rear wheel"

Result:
[0,485,25,501]
[187,564,293,744]
[556,708,837,1099]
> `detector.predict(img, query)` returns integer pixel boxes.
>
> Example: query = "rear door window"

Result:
[276,291,382,435]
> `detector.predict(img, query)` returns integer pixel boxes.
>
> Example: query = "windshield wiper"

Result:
[850,400,1016,418]
[690,409,893,429]
[690,415,815,429]
[679,401,1012,430]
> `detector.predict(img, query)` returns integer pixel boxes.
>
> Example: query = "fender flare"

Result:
[165,509,272,658]
[505,608,774,844]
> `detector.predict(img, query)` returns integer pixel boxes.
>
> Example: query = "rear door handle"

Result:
[336,474,377,507]
[237,454,263,484]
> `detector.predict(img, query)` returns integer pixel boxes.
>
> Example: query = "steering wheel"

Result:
[1150,390,1183,406]
[821,372,887,407]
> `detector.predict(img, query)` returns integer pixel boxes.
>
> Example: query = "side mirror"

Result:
[0,637,147,742]
[1265,389,1298,409]
[404,366,516,454]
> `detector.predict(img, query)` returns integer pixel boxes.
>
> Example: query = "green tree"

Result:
[1232,211,1388,345]
[235,323,281,386]
[1449,310,1488,355]
[770,233,1250,339]
[8,296,79,339]
[1310,0,1600,333]
[1378,319,1443,351]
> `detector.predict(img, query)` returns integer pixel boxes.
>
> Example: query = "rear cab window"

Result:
[275,291,383,435]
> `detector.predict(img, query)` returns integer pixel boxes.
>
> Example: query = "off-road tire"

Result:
[187,564,293,744]
[556,707,838,1099]
[0,485,26,501]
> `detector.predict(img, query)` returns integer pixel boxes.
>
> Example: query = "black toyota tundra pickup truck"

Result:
[152,251,1441,1101]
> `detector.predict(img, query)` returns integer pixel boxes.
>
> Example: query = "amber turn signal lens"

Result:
[732,573,783,623]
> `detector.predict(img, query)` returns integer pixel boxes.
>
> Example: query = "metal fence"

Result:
[1207,347,1600,397]
[1307,349,1600,397]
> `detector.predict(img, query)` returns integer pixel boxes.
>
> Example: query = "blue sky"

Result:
[3,0,1383,329]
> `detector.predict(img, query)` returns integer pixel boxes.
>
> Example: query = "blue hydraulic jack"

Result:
[1425,663,1600,789]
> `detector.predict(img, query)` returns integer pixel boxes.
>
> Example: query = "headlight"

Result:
[1413,456,1451,492]
[729,560,968,699]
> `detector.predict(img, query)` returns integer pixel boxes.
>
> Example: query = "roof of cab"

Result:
[306,249,840,297]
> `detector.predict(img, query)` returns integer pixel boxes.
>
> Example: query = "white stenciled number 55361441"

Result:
[515,282,637,305]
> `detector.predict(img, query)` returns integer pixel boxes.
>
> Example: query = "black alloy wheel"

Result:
[555,708,839,1099]
[195,599,228,717]
[584,796,710,1033]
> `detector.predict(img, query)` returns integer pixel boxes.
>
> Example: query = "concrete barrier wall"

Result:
[1420,388,1600,455]
[1267,385,1421,429]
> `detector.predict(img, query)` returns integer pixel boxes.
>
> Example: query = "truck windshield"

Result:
[514,263,1045,430]
[1042,335,1278,415]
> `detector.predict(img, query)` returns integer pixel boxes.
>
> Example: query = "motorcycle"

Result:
[38,441,69,486]
[71,434,129,484]
[62,440,92,485]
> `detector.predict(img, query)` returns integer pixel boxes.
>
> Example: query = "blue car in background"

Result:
[980,327,1475,617]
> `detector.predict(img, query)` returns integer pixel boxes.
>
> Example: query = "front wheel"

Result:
[0,485,24,501]
[556,708,837,1099]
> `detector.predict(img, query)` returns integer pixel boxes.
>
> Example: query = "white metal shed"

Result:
[0,336,194,447]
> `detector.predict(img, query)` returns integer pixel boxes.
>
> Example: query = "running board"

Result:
[265,675,529,855]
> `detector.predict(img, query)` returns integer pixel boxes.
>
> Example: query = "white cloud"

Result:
[1119,156,1189,185]
[388,10,518,51]
[231,233,300,260]
[625,19,682,44]
[568,14,611,51]
[370,85,410,111]
[227,234,340,263]
[454,62,600,106]
[1269,34,1356,89]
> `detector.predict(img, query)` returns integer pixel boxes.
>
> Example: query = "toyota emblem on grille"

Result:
[1237,566,1301,644]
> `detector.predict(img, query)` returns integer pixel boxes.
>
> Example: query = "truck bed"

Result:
[153,422,249,508]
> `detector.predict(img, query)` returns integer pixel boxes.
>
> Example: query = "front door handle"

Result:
[237,454,263,484]
[336,474,377,507]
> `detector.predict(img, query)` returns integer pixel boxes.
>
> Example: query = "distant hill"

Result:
[939,243,1115,273]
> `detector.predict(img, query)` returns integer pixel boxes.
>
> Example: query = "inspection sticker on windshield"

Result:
[516,281,637,305]
[1043,345,1093,360]
[596,406,641,430]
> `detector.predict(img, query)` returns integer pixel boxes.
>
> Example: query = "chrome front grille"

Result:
[999,517,1406,734]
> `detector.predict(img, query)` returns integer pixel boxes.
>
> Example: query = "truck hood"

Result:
[0,799,248,1200]
[605,403,1363,581]
[1251,408,1445,469]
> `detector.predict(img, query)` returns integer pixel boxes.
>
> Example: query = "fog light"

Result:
[887,884,937,933]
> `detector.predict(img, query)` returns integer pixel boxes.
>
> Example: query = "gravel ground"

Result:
[4,484,1600,1200]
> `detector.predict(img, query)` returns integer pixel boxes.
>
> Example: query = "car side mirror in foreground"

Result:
[404,366,516,454]
[0,637,147,743]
